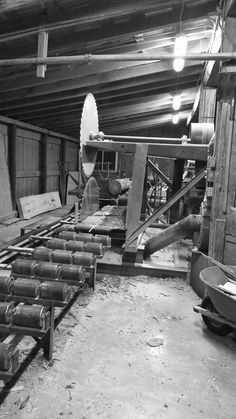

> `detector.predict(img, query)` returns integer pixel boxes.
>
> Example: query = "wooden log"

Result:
[107,178,132,196]
[144,214,201,258]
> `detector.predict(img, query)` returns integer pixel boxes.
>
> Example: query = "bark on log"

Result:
[107,178,132,196]
[144,214,201,258]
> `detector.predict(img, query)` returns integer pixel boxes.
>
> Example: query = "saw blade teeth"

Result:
[80,93,99,178]
[80,177,99,220]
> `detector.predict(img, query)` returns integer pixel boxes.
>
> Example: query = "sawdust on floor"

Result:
[1,275,236,419]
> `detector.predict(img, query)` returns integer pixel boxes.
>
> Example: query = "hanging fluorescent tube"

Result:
[172,114,179,124]
[173,34,187,72]
[172,94,181,111]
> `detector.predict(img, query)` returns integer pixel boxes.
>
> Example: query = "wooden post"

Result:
[40,133,48,193]
[208,15,236,263]
[8,124,17,209]
[59,140,67,205]
[169,159,185,223]
[123,144,148,261]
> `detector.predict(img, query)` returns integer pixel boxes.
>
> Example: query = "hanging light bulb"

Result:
[172,114,179,124]
[172,94,181,111]
[173,34,187,72]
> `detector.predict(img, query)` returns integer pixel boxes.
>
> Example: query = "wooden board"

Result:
[66,171,80,205]
[17,191,61,219]
[0,130,13,220]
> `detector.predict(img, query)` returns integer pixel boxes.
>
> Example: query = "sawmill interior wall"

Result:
[0,119,79,221]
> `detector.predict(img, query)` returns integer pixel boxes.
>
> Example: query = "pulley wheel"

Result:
[190,123,214,144]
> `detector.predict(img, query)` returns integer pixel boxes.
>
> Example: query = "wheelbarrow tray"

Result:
[200,266,236,323]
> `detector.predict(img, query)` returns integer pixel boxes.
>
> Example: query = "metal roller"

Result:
[0,276,14,295]
[40,281,70,302]
[85,242,104,257]
[46,238,67,250]
[13,278,41,298]
[59,230,111,246]
[58,231,78,241]
[72,252,95,267]
[51,249,73,264]
[65,240,85,252]
[13,304,47,329]
[32,247,53,262]
[76,233,94,242]
[34,261,62,279]
[12,259,38,276]
[0,343,13,371]
[32,246,94,267]
[59,265,85,282]
[93,235,111,247]
[0,302,14,324]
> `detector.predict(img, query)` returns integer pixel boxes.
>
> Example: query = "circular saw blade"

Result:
[80,93,99,178]
[80,177,99,221]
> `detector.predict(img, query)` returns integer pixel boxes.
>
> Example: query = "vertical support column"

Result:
[59,140,67,205]
[8,124,17,209]
[208,101,232,262]
[123,144,148,261]
[40,133,48,193]
[169,159,185,223]
[208,15,236,263]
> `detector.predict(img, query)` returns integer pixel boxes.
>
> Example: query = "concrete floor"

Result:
[1,274,236,419]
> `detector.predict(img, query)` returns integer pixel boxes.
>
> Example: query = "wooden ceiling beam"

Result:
[0,0,217,41]
[4,72,200,117]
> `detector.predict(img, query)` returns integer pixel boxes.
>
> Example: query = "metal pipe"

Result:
[91,131,186,144]
[0,52,235,67]
[144,214,201,258]
[104,135,183,144]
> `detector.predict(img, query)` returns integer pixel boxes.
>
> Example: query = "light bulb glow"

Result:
[173,34,187,72]
[174,34,187,55]
[173,94,181,111]
[172,114,179,124]
[173,58,185,72]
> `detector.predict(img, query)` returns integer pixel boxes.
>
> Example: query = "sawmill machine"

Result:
[78,93,213,261]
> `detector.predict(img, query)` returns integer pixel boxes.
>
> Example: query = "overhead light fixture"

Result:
[172,94,182,111]
[172,114,179,124]
[173,34,187,72]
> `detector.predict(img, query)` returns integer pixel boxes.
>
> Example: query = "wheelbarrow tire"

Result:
[201,297,231,336]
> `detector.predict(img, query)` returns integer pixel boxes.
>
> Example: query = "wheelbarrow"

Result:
[193,266,236,336]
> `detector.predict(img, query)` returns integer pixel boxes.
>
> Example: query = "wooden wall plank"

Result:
[0,128,13,218]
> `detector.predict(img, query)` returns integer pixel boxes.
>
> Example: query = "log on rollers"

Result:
[8,246,96,266]
[31,235,104,256]
[143,214,201,258]
[59,223,111,235]
[11,259,85,283]
[107,178,132,196]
